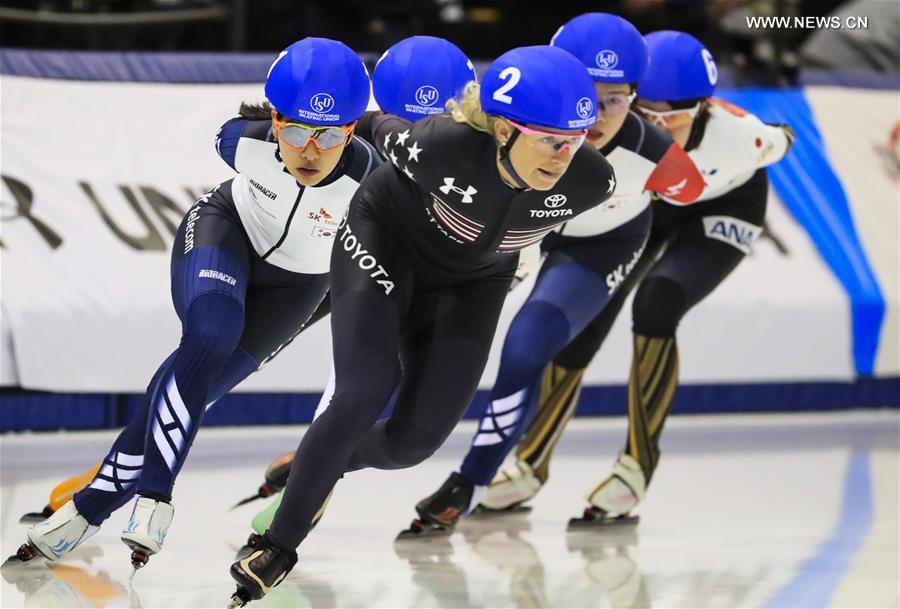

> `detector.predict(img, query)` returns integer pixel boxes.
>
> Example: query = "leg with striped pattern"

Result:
[479,362,585,511]
[569,334,678,529]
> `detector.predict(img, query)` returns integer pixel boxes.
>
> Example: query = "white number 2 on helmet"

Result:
[492,67,521,104]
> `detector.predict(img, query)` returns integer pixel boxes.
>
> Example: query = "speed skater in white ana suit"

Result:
[226,45,618,607]
[399,13,709,538]
[476,31,796,528]
[5,38,379,571]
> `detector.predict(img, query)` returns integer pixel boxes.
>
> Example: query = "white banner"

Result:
[0,75,891,392]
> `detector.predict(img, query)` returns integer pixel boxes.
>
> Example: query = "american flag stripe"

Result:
[433,199,483,236]
[433,203,479,241]
[499,233,551,250]
[434,197,486,228]
[506,225,558,235]
[501,229,555,244]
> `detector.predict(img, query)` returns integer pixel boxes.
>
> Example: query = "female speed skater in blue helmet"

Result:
[6,37,377,571]
[476,31,797,529]
[400,12,710,539]
[225,34,481,545]
[226,44,618,607]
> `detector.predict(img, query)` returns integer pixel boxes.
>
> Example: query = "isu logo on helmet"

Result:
[310,93,335,113]
[415,85,440,107]
[576,97,594,119]
[544,194,567,208]
[596,50,619,69]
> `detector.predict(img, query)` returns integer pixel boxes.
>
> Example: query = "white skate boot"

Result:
[121,496,174,570]
[479,461,543,512]
[568,453,646,529]
[23,500,99,561]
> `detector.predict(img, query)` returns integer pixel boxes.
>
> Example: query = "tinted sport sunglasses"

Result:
[272,112,355,151]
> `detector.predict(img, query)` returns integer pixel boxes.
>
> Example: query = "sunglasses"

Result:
[272,113,355,151]
[636,102,702,128]
[507,120,587,156]
[597,92,636,116]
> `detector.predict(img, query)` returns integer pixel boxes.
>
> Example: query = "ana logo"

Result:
[310,93,335,114]
[595,50,619,69]
[415,85,439,107]
[576,97,594,119]
[439,177,478,203]
[702,215,761,255]
[544,194,567,208]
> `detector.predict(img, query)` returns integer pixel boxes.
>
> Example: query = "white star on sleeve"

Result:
[388,149,399,166]
[406,141,422,163]
[383,132,392,149]
[396,129,411,146]
[402,165,415,179]
[607,177,616,194]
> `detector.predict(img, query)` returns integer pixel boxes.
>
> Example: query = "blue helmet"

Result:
[551,13,649,84]
[638,31,718,102]
[265,37,370,126]
[481,45,596,130]
[373,36,476,122]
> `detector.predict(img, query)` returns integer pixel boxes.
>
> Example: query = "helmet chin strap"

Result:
[497,129,530,190]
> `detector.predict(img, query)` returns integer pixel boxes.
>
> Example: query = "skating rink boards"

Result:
[1,411,898,609]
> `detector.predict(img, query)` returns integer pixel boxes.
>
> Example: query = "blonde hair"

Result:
[447,81,498,134]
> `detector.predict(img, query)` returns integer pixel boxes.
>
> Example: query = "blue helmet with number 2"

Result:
[481,45,596,130]
[638,31,718,102]
[265,37,370,126]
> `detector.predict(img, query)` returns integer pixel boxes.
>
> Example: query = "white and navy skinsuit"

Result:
[73,116,379,525]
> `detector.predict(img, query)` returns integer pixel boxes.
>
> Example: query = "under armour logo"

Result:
[664,178,687,196]
[438,177,477,203]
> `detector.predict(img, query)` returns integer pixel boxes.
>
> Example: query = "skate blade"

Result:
[226,586,252,609]
[395,519,452,542]
[1,544,45,569]
[567,512,639,530]
[18,513,48,525]
[470,504,532,518]
[229,493,263,511]
[18,506,54,524]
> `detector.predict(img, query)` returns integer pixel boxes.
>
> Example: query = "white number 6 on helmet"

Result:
[492,67,521,104]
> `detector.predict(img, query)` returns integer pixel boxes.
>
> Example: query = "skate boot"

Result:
[477,460,543,513]
[120,496,174,571]
[396,472,484,540]
[228,533,297,608]
[3,501,99,567]
[568,453,646,530]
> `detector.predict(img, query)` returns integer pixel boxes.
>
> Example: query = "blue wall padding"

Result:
[720,88,886,376]
[2,379,897,432]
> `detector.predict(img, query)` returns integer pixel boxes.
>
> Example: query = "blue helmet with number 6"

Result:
[638,31,718,102]
[480,45,596,130]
